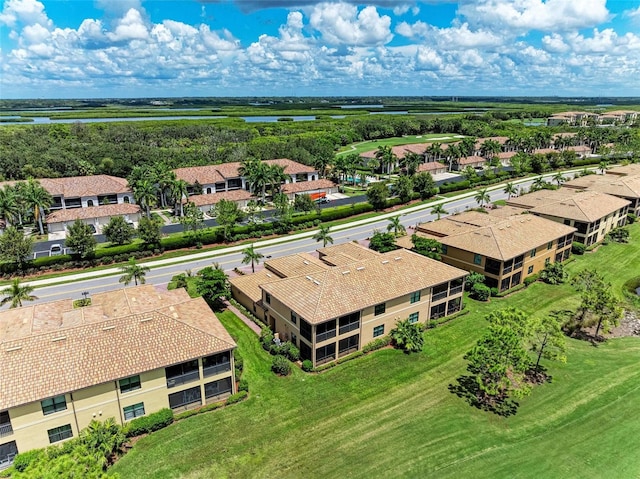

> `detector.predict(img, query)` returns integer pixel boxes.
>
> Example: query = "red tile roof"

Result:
[46,204,141,223]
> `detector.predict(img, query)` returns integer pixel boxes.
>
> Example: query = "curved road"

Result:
[17,171,583,308]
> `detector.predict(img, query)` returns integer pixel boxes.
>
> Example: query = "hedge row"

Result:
[124,408,173,437]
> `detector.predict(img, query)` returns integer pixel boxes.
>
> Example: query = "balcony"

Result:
[0,423,12,438]
[316,329,336,343]
[432,291,448,302]
[166,370,200,389]
[449,285,463,296]
[203,362,231,378]
[339,346,358,358]
[339,322,359,336]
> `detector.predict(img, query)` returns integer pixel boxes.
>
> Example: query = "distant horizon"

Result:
[1,0,640,99]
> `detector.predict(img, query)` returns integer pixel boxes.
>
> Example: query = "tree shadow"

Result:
[526,365,553,385]
[449,375,519,417]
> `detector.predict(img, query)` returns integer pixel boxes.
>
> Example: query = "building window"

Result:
[441,244,448,255]
[41,395,67,415]
[373,325,385,337]
[430,303,446,320]
[119,375,141,394]
[123,196,130,203]
[165,360,200,388]
[410,291,421,304]
[265,293,271,304]
[528,265,534,274]
[338,312,360,335]
[408,312,419,324]
[545,258,551,266]
[204,377,232,400]
[316,320,336,343]
[338,334,359,357]
[123,402,145,420]
[299,341,312,361]
[290,311,297,324]
[48,424,73,444]
[168,386,202,411]
[202,351,231,378]
[87,200,94,207]
[299,319,312,342]
[291,333,298,347]
[374,303,386,316]
[315,343,336,364]
[473,254,482,265]
[447,297,461,315]
[547,241,553,250]
[530,249,536,258]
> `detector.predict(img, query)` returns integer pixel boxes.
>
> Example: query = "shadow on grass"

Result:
[449,375,519,417]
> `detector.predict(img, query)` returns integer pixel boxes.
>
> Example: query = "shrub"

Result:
[465,271,486,291]
[470,283,491,301]
[627,213,637,224]
[238,378,249,392]
[260,328,274,351]
[490,287,500,297]
[362,335,391,353]
[607,227,630,243]
[301,359,314,372]
[390,319,425,353]
[280,342,300,362]
[523,274,539,287]
[226,391,248,405]
[271,355,292,376]
[540,262,568,285]
[125,408,173,437]
[572,241,586,255]
[233,351,243,371]
[12,449,44,472]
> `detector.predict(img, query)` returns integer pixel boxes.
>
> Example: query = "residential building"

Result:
[45,204,142,237]
[0,286,236,467]
[42,175,133,210]
[546,111,600,127]
[183,190,253,215]
[399,211,576,292]
[598,110,638,125]
[564,174,640,216]
[454,156,486,171]
[232,243,467,367]
[608,164,640,177]
[506,188,630,247]
[416,162,447,175]
[174,159,319,196]
[281,179,339,201]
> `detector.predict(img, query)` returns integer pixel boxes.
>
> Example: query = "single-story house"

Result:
[183,190,253,214]
[45,204,142,237]
[280,179,338,201]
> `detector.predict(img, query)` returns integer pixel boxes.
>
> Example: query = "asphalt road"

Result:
[16,171,578,309]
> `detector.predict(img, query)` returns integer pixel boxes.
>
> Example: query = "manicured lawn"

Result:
[337,134,463,156]
[111,224,640,479]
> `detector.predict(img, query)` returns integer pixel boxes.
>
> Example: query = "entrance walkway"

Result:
[224,300,261,336]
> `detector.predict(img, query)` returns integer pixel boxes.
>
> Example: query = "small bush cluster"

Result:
[301,359,314,372]
[260,328,299,362]
[523,274,539,287]
[225,391,249,405]
[572,241,586,255]
[362,335,392,353]
[470,283,491,301]
[539,262,568,285]
[124,408,173,437]
[271,355,292,376]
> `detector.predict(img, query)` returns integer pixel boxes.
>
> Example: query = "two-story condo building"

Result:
[564,174,640,216]
[0,286,236,468]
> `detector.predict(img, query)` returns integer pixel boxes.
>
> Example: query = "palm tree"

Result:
[386,215,406,237]
[480,139,502,160]
[474,188,490,208]
[241,244,264,273]
[401,152,422,177]
[503,182,518,200]
[132,179,157,218]
[157,170,177,208]
[171,179,189,217]
[598,161,609,175]
[0,185,19,225]
[23,179,52,235]
[118,257,150,286]
[374,145,397,179]
[532,176,548,191]
[239,158,269,203]
[552,172,566,186]
[426,142,443,162]
[431,204,447,220]
[313,224,334,248]
[267,164,291,197]
[0,278,38,308]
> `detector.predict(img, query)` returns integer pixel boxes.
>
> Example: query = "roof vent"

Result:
[52,336,67,342]
[102,325,116,331]
[356,266,365,271]
[342,270,350,275]
[303,260,310,265]
[5,345,22,352]
[313,280,320,285]
[140,317,152,323]
[394,257,402,261]
[266,273,272,277]
[305,276,312,280]
[382,260,389,264]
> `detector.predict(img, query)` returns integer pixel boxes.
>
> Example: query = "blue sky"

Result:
[1,0,639,98]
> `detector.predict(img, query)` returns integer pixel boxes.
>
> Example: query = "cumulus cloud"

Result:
[0,0,51,27]
[459,0,612,32]
[308,3,392,46]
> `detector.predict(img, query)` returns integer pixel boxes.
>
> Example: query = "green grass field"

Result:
[111,224,640,479]
[337,134,464,156]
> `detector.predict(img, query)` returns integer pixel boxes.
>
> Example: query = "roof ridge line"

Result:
[157,303,236,349]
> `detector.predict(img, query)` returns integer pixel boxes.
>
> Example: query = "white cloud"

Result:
[106,8,149,42]
[541,33,569,53]
[308,3,392,46]
[459,0,611,32]
[0,0,51,27]
[625,6,640,22]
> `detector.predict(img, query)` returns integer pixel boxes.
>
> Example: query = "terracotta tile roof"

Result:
[437,214,576,261]
[608,164,640,176]
[174,165,225,184]
[38,175,131,198]
[0,286,235,410]
[317,242,381,263]
[533,148,558,155]
[458,156,485,166]
[474,136,509,148]
[185,190,253,207]
[230,269,280,303]
[565,146,591,154]
[417,162,446,172]
[175,159,316,184]
[264,253,330,278]
[506,188,631,222]
[497,151,517,160]
[417,219,478,238]
[564,174,640,199]
[487,205,530,218]
[281,179,337,194]
[260,249,467,324]
[45,204,141,223]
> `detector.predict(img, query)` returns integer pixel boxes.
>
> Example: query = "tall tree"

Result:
[23,179,52,235]
[413,172,437,200]
[394,175,414,204]
[239,158,270,204]
[0,278,38,308]
[503,182,518,199]
[118,257,150,286]
[132,179,158,219]
[137,216,163,247]
[313,224,334,247]
[103,216,135,245]
[196,265,230,310]
[171,179,189,217]
[366,182,389,211]
[374,145,397,179]
[65,219,97,259]
[529,314,567,371]
[216,199,245,241]
[267,164,290,197]
[180,202,205,240]
[0,226,33,269]
[241,244,264,273]
[0,185,19,225]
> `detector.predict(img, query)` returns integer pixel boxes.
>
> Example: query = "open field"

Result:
[111,224,640,479]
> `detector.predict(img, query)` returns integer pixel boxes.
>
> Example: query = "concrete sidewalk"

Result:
[224,301,261,336]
